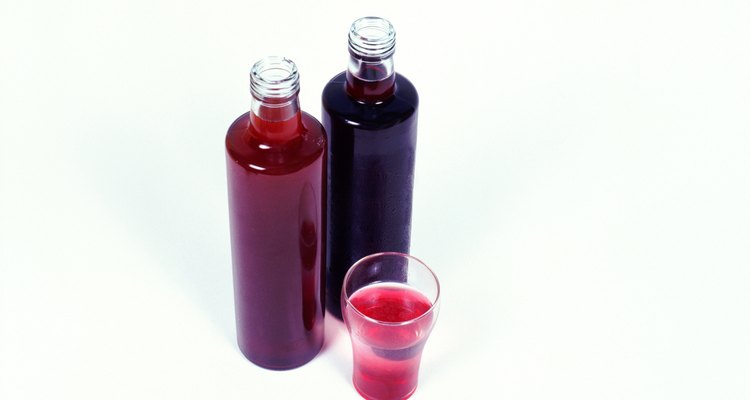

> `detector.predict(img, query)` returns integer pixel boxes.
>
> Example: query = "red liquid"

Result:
[226,110,326,370]
[345,283,434,400]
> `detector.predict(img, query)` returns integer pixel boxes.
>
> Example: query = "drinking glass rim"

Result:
[342,252,441,327]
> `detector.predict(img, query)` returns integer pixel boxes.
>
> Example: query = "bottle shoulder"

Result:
[226,112,326,175]
[322,72,419,129]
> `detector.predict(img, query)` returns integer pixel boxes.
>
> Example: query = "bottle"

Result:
[322,17,419,318]
[225,56,326,369]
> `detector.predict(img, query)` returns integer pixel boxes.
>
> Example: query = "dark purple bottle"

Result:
[322,17,419,318]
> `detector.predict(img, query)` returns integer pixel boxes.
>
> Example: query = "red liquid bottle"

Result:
[225,57,326,369]
[322,17,419,319]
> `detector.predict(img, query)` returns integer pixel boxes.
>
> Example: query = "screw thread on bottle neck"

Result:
[346,17,396,102]
[250,56,301,122]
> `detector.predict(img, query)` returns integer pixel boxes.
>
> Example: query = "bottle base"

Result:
[237,337,324,371]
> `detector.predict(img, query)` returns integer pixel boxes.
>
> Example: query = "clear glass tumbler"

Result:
[341,252,440,400]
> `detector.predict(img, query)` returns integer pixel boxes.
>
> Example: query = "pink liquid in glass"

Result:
[345,283,433,400]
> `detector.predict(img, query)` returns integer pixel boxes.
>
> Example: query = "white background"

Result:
[1,0,749,399]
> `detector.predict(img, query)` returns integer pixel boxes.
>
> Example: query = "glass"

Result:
[323,16,419,319]
[342,252,440,400]
[226,56,326,370]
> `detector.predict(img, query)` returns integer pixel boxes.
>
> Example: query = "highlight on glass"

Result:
[341,252,440,400]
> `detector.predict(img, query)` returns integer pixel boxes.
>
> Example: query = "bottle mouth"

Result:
[348,16,396,60]
[250,56,300,101]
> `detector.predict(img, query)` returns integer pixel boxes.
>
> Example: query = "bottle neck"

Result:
[345,54,395,103]
[345,16,397,103]
[248,56,303,142]
[250,97,302,142]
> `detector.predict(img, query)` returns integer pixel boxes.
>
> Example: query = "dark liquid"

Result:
[345,69,396,102]
[225,111,326,369]
[346,283,433,400]
[322,72,419,318]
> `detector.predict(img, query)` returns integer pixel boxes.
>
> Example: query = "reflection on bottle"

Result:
[298,183,319,331]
